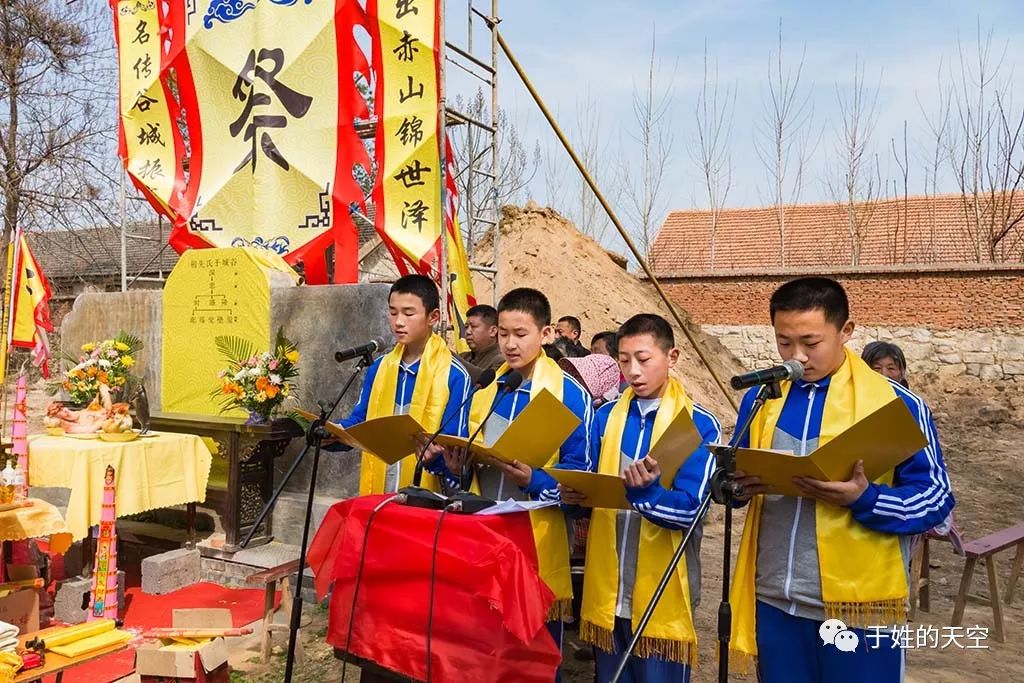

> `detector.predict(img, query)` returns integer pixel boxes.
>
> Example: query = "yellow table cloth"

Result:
[0,499,73,553]
[27,432,212,542]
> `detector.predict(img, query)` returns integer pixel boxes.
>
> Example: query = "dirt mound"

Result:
[472,203,743,419]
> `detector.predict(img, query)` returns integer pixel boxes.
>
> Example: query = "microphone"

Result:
[459,370,523,490]
[335,337,388,363]
[729,359,804,391]
[411,368,497,488]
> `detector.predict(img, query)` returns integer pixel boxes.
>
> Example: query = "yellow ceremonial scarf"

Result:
[580,378,699,666]
[470,353,573,621]
[359,333,452,495]
[730,348,908,672]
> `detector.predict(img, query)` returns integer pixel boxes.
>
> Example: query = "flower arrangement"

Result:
[60,332,143,405]
[212,328,299,424]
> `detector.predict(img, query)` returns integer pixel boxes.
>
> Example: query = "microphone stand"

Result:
[240,350,376,683]
[610,380,782,683]
[445,391,506,514]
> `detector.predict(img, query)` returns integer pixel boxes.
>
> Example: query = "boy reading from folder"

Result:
[333,274,471,495]
[730,277,954,683]
[422,287,592,677]
[559,314,721,683]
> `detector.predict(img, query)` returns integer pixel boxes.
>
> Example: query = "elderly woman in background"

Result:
[861,340,910,388]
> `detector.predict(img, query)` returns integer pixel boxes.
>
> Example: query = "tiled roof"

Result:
[31,221,178,286]
[650,193,1024,273]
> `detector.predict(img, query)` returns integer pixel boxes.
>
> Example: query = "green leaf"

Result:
[214,335,257,364]
[115,330,144,353]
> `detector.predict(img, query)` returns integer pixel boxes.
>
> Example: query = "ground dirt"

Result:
[470,203,744,419]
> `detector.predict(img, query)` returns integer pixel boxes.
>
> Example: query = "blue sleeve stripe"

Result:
[871,382,952,518]
[564,375,595,471]
[449,360,472,436]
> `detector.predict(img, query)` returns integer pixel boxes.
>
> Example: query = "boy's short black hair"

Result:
[466,304,498,327]
[769,277,850,328]
[389,274,440,313]
[618,314,674,352]
[558,315,582,335]
[498,288,551,327]
[591,330,619,356]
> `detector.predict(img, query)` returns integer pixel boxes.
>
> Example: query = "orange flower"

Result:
[86,366,98,378]
[97,371,109,384]
[264,384,280,399]
[255,376,270,392]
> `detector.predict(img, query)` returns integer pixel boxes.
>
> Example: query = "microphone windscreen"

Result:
[503,370,524,392]
[783,359,805,382]
[476,368,497,389]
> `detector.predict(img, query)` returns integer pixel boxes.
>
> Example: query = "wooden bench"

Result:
[909,523,964,618]
[951,523,1024,643]
[246,558,303,662]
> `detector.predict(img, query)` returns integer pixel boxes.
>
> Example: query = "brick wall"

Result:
[660,264,1024,328]
[658,264,1024,380]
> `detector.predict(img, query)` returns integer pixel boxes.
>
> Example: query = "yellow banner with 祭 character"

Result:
[370,0,443,269]
[112,0,180,216]
[113,1,370,283]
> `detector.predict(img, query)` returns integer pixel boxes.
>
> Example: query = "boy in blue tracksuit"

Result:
[732,277,954,683]
[561,314,721,683]
[332,274,471,494]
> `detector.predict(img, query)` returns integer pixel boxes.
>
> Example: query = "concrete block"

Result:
[54,571,125,624]
[54,576,92,625]
[141,548,201,595]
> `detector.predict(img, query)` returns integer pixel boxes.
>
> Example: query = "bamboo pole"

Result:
[492,30,737,412]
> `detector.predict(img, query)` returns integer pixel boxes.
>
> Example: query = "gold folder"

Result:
[730,398,929,498]
[295,409,428,465]
[543,406,705,510]
[432,389,582,470]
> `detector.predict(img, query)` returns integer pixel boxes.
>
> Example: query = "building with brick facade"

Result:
[650,194,1024,380]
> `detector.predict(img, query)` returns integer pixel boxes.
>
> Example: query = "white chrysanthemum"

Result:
[233,370,246,381]
[98,359,112,369]
[269,374,282,385]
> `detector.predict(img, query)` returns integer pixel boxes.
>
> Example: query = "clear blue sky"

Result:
[444,0,1024,220]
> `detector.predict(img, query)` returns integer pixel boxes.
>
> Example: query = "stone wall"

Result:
[59,284,392,501]
[708,324,1024,381]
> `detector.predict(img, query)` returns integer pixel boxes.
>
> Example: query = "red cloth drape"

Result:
[307,496,562,682]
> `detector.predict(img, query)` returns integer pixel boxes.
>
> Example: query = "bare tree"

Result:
[828,58,882,265]
[0,2,119,266]
[917,63,953,262]
[690,42,735,269]
[890,121,910,263]
[567,90,618,244]
[449,89,541,250]
[621,29,675,263]
[754,19,815,267]
[948,24,1024,262]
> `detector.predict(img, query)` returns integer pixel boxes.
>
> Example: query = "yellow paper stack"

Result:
[159,637,214,651]
[44,619,132,658]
